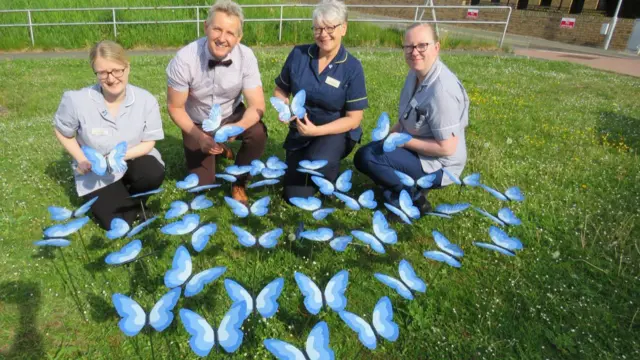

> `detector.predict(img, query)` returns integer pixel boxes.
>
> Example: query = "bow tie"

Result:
[208,59,232,69]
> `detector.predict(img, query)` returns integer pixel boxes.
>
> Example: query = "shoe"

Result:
[413,192,432,215]
[231,184,248,205]
[216,143,235,161]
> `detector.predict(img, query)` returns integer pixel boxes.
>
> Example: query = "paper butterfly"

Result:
[474,226,523,256]
[225,165,253,176]
[480,184,525,202]
[264,321,335,360]
[111,287,181,336]
[473,207,522,226]
[371,112,391,142]
[384,189,420,224]
[224,278,285,319]
[247,179,280,189]
[423,230,464,268]
[294,270,348,315]
[105,239,142,265]
[310,170,352,196]
[442,169,481,187]
[425,203,470,219]
[179,302,248,356]
[262,168,286,179]
[339,296,399,350]
[374,259,427,300]
[224,196,270,218]
[33,239,72,247]
[270,89,306,122]
[176,173,200,190]
[42,216,89,239]
[48,197,98,221]
[393,170,437,189]
[216,174,237,183]
[266,156,288,170]
[165,195,213,220]
[231,225,282,249]
[129,188,164,198]
[350,211,397,254]
[297,160,328,177]
[202,104,245,143]
[106,216,158,240]
[164,245,227,297]
[160,214,217,253]
[81,141,128,176]
[334,190,377,211]
[383,133,412,153]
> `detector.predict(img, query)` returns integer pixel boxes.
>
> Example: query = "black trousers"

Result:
[82,155,165,230]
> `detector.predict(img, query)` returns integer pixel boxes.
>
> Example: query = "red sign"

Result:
[466,9,479,19]
[560,17,576,29]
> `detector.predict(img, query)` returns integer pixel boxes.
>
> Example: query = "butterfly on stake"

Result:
[383,189,420,225]
[270,89,306,122]
[333,189,377,211]
[105,239,143,265]
[370,112,413,152]
[394,170,437,190]
[298,227,353,252]
[164,245,227,297]
[48,197,98,221]
[129,188,164,199]
[442,168,481,187]
[224,196,271,218]
[247,179,280,189]
[297,160,328,177]
[81,141,128,176]
[106,216,159,240]
[474,226,523,256]
[374,259,427,301]
[264,321,335,360]
[425,203,471,219]
[231,225,282,249]
[311,169,352,196]
[111,287,182,336]
[473,207,522,226]
[423,230,464,268]
[480,184,525,202]
[289,196,336,220]
[339,296,399,350]
[176,173,221,193]
[224,278,285,319]
[294,270,348,315]
[202,104,245,143]
[36,216,90,247]
[160,214,217,253]
[179,302,248,356]
[350,210,397,254]
[165,195,213,220]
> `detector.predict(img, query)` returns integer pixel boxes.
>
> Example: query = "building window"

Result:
[540,0,552,6]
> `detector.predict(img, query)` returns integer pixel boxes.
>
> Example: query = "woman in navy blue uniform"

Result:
[273,0,368,201]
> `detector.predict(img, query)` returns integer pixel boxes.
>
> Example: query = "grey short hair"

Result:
[313,0,348,25]
[206,0,245,36]
[405,23,439,42]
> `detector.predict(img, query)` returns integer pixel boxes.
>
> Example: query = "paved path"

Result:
[514,48,640,77]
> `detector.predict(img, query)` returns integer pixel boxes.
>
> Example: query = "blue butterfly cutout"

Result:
[310,170,352,196]
[188,184,222,193]
[216,125,244,143]
[442,169,481,187]
[297,159,328,177]
[107,216,158,240]
[232,225,282,249]
[384,189,420,224]
[393,170,438,189]
[261,168,286,179]
[383,132,412,152]
[423,230,464,268]
[334,190,377,211]
[474,207,522,226]
[247,179,280,189]
[202,104,222,134]
[43,216,90,238]
[264,321,335,360]
[312,208,336,221]
[81,141,128,176]
[374,259,427,300]
[176,173,200,190]
[129,188,164,198]
[165,195,213,220]
[339,296,399,350]
[299,227,334,242]
[225,165,253,176]
[224,278,285,319]
[371,112,390,142]
[294,270,349,315]
[480,184,525,202]
[250,159,266,176]
[105,239,142,265]
[48,196,98,221]
[33,239,71,247]
[270,89,307,122]
[224,196,270,218]
[350,211,397,254]
[160,214,217,253]
[163,245,227,297]
[112,287,181,336]
[179,302,248,356]
[425,203,470,219]
[474,226,523,256]
[290,196,322,211]
[216,173,237,183]
[266,156,288,170]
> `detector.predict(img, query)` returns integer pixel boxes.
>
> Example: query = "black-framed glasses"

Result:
[312,23,342,35]
[403,43,432,54]
[94,68,126,80]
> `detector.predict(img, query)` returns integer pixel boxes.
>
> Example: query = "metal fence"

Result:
[0,4,512,48]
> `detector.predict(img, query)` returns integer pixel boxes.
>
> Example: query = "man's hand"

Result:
[198,133,217,155]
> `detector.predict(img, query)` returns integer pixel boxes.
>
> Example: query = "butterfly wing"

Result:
[165,201,189,220]
[300,228,334,242]
[214,125,244,143]
[231,225,257,247]
[247,179,280,189]
[44,216,90,238]
[258,228,282,249]
[129,188,164,198]
[149,287,182,332]
[263,339,306,360]
[105,239,142,265]
[383,203,412,225]
[441,168,462,186]
[202,104,222,132]
[312,208,335,221]
[423,250,462,268]
[480,184,509,201]
[179,309,215,357]
[176,173,200,189]
[497,208,521,226]
[184,267,226,297]
[266,156,288,170]
[372,296,399,342]
[432,230,464,258]
[107,141,128,174]
[112,293,146,337]
[383,133,412,152]
[324,270,348,312]
[262,168,286,179]
[164,245,193,288]
[256,277,285,318]
[339,311,377,350]
[505,186,525,202]
[489,226,523,251]
[290,196,322,211]
[225,165,253,176]
[351,230,385,254]
[270,96,292,122]
[74,196,99,217]
[393,170,415,187]
[334,192,361,211]
[357,190,377,210]
[473,242,515,256]
[399,190,420,219]
[299,160,328,170]
[297,168,324,177]
[224,197,250,218]
[216,174,238,183]
[127,216,158,238]
[372,210,397,245]
[329,236,352,252]
[398,259,427,293]
[81,145,108,176]
[188,184,222,193]
[335,170,353,193]
[47,206,72,221]
[250,159,266,176]
[305,321,335,360]
[191,223,217,253]
[371,112,390,142]
[224,279,254,316]
[106,218,130,240]
[435,203,470,215]
[373,274,414,300]
[416,173,437,189]
[161,214,200,235]
[294,272,324,315]
[290,89,307,120]
[217,301,249,353]
[311,176,335,196]
[250,196,271,216]
[33,239,71,247]
[462,173,481,187]
[190,195,214,211]
[473,207,506,226]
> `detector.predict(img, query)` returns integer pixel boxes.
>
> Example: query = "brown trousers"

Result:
[182,104,267,185]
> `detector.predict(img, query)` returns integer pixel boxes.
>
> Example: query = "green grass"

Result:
[0,50,639,359]
[0,0,501,51]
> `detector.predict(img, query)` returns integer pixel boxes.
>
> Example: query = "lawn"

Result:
[0,49,639,359]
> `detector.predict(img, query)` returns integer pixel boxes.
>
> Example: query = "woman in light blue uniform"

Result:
[53,40,165,229]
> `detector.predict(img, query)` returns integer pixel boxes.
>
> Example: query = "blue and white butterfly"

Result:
[224,278,285,319]
[474,207,522,226]
[216,173,237,183]
[48,197,98,221]
[423,230,464,268]
[262,168,286,179]
[310,170,352,196]
[393,170,438,189]
[371,112,391,142]
[247,179,280,189]
[129,188,164,198]
[383,189,420,224]
[225,165,253,176]
[442,169,481,187]
[339,296,399,350]
[225,196,270,218]
[160,214,217,253]
[334,190,377,211]
[107,216,158,240]
[43,216,90,238]
[290,196,322,211]
[480,184,525,202]
[164,245,227,297]
[33,239,72,247]
[165,195,213,220]
[383,132,412,153]
[81,141,128,176]
[202,104,245,143]
[425,203,470,219]
[250,159,266,176]
[232,225,282,249]
[179,302,248,356]
[105,239,142,265]
[374,259,427,300]
[176,173,200,190]
[474,226,523,256]
[350,211,397,254]
[294,270,348,315]
[312,208,336,221]
[270,89,306,122]
[111,287,181,336]
[297,160,328,177]
[264,321,335,360]
[266,156,288,170]
[298,227,352,252]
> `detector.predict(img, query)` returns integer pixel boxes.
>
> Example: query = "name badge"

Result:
[410,98,418,108]
[325,76,341,88]
[91,128,109,136]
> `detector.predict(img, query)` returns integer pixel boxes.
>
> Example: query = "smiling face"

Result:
[403,24,440,77]
[313,19,346,56]
[93,56,129,100]
[205,11,243,60]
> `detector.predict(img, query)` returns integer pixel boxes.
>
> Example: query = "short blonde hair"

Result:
[206,0,245,36]
[89,40,129,68]
[313,0,348,25]
[405,23,439,43]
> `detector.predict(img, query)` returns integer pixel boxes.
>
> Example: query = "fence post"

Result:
[27,10,35,47]
[112,8,117,38]
[414,7,419,21]
[500,7,512,49]
[196,7,200,38]
[279,5,283,42]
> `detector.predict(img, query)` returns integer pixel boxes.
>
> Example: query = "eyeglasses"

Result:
[403,43,432,54]
[94,68,126,80]
[312,23,342,35]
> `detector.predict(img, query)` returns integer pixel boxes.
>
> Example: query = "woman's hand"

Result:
[296,115,322,137]
[76,159,92,175]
